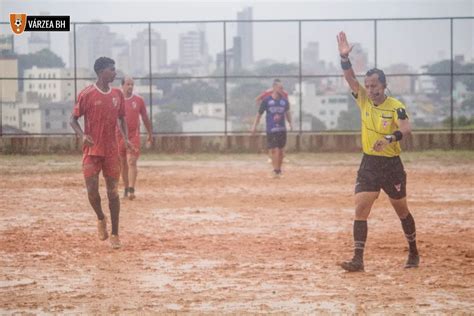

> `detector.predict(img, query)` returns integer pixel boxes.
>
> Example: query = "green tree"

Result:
[228,81,267,117]
[152,73,181,96]
[423,60,474,95]
[311,115,327,131]
[160,80,223,113]
[459,64,474,92]
[18,48,65,76]
[17,48,66,91]
[154,111,182,133]
[254,62,299,76]
[337,97,361,130]
[442,115,474,129]
[461,96,474,112]
[301,112,326,131]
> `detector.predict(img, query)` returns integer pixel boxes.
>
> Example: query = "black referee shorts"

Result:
[355,154,407,200]
[267,131,287,149]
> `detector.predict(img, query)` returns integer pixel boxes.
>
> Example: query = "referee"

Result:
[337,31,420,271]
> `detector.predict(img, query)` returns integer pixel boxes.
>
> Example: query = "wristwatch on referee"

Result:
[384,135,395,143]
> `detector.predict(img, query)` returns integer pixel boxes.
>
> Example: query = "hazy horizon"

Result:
[1,0,473,71]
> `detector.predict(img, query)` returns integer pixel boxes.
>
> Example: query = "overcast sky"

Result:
[2,0,473,21]
[1,0,473,71]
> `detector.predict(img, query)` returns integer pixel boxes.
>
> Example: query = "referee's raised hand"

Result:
[337,31,354,57]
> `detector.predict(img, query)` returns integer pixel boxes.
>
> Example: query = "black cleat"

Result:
[340,259,364,272]
[404,253,420,268]
[123,188,129,199]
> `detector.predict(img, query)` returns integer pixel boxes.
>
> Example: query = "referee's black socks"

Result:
[353,220,368,262]
[401,213,418,255]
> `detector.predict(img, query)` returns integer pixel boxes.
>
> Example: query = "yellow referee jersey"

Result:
[353,86,408,157]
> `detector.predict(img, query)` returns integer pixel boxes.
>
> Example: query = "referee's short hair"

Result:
[94,57,115,75]
[366,68,386,86]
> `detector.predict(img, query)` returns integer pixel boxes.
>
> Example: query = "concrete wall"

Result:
[1,132,473,154]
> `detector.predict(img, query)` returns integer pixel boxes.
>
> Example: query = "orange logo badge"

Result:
[10,13,27,35]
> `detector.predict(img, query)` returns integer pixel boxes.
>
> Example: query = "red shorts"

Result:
[118,135,141,158]
[82,155,121,179]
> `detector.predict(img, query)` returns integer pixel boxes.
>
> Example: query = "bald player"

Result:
[116,77,153,200]
[337,31,419,272]
[255,80,290,164]
[251,79,293,178]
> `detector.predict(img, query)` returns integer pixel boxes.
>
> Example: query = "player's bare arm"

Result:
[251,113,262,135]
[286,110,293,131]
[337,31,360,95]
[255,94,264,106]
[142,114,153,147]
[70,114,94,146]
[118,117,134,151]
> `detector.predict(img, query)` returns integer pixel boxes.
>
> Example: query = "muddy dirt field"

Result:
[0,152,473,314]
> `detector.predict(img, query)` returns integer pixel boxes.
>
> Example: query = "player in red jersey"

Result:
[70,57,133,249]
[116,76,153,200]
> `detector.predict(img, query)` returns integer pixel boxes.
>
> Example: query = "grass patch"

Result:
[402,149,474,163]
[0,150,472,164]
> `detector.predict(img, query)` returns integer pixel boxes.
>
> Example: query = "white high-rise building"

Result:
[24,66,88,102]
[0,57,18,102]
[28,12,51,54]
[303,42,319,73]
[237,7,253,68]
[179,29,208,67]
[130,29,167,75]
[296,82,349,130]
[5,101,71,134]
[350,43,369,74]
[70,23,115,73]
[28,33,51,54]
[112,37,130,75]
[192,102,225,118]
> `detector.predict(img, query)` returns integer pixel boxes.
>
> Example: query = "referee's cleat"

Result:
[128,187,136,200]
[404,253,420,268]
[340,259,364,272]
[123,188,129,199]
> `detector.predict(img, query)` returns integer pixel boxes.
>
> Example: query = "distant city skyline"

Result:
[1,0,472,72]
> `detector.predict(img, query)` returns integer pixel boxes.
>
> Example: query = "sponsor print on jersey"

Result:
[273,113,283,123]
[268,106,286,114]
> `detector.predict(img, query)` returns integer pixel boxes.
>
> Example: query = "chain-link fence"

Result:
[1,17,473,136]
